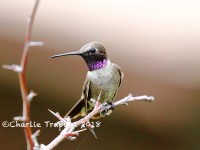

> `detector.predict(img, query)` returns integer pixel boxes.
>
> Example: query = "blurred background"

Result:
[1,0,200,149]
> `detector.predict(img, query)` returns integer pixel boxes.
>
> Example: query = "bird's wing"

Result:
[64,78,90,119]
[111,64,123,102]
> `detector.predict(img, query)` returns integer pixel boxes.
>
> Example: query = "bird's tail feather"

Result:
[64,98,85,119]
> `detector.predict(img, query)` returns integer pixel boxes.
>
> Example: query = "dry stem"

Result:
[40,94,154,150]
[3,0,41,150]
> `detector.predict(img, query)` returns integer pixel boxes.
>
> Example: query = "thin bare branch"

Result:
[41,94,154,150]
[29,41,44,46]
[3,0,41,150]
[113,94,154,107]
[18,1,41,149]
[2,64,22,73]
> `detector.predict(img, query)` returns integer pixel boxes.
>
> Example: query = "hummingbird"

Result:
[51,41,123,120]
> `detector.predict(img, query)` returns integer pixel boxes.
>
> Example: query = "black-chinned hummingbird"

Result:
[51,41,123,119]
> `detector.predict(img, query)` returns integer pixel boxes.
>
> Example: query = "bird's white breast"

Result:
[87,60,114,88]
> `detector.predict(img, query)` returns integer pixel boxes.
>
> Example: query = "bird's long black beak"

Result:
[50,51,82,58]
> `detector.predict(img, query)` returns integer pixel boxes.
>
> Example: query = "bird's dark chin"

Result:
[81,54,106,63]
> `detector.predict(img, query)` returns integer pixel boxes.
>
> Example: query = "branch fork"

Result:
[40,93,154,150]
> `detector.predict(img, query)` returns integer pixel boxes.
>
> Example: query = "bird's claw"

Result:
[100,102,115,117]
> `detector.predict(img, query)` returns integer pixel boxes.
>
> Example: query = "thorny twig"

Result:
[3,0,42,150]
[40,93,154,150]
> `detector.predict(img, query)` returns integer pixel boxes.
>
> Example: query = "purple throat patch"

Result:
[88,59,107,71]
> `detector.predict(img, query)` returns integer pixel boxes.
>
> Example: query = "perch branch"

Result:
[3,0,41,150]
[40,94,154,150]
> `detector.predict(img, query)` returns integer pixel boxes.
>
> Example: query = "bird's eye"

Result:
[91,48,96,53]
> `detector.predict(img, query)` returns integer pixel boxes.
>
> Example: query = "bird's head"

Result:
[51,41,108,71]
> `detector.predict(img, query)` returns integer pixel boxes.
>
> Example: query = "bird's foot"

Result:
[100,102,115,117]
